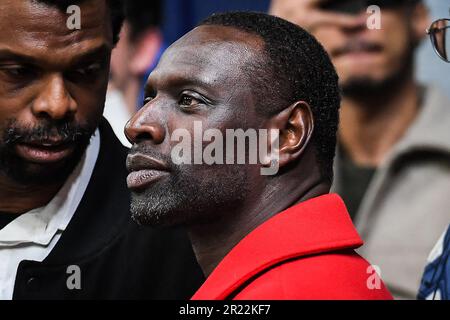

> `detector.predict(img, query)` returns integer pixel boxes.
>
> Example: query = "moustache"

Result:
[332,39,383,57]
[3,120,95,146]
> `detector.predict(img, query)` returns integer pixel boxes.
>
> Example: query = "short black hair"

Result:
[34,0,124,45]
[199,12,341,182]
[124,0,161,41]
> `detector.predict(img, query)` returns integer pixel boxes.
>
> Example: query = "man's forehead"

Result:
[0,0,112,58]
[178,25,264,47]
[152,25,264,86]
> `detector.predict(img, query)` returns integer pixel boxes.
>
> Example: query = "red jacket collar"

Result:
[192,193,363,300]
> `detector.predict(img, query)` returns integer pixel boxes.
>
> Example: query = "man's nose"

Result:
[31,74,77,120]
[125,107,166,145]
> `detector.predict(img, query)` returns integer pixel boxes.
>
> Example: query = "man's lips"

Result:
[126,153,170,190]
[15,141,75,164]
[332,42,383,58]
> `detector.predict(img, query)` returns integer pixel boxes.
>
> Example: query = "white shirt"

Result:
[103,88,132,147]
[0,130,100,300]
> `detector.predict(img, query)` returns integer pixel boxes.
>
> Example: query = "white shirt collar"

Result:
[0,129,100,247]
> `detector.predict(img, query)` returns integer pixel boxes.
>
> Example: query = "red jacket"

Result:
[191,194,393,300]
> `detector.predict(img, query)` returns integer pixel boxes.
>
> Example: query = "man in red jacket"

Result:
[125,11,392,300]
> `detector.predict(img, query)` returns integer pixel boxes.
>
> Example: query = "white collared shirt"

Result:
[0,130,100,300]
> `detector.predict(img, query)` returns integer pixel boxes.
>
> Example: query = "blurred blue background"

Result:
[161,0,449,98]
[162,0,269,45]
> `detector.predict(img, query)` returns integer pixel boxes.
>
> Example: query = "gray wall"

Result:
[416,0,450,97]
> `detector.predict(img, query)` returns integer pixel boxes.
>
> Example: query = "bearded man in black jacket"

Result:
[0,0,203,300]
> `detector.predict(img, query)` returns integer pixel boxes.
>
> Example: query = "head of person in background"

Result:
[0,0,122,214]
[270,0,430,216]
[272,0,429,103]
[124,11,392,300]
[108,0,163,114]
[105,0,163,146]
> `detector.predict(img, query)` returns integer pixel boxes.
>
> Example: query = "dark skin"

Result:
[125,25,330,276]
[0,0,113,214]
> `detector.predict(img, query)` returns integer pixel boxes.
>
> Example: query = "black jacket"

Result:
[13,119,204,299]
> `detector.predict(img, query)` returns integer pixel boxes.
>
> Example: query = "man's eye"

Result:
[75,62,102,76]
[66,62,104,83]
[179,94,202,109]
[1,65,36,80]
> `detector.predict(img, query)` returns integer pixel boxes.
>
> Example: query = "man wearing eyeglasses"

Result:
[418,13,450,300]
[271,0,450,299]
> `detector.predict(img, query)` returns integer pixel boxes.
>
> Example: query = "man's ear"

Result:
[264,101,314,169]
[129,28,163,76]
[411,2,430,43]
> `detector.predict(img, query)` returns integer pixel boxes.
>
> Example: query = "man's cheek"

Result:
[314,28,341,52]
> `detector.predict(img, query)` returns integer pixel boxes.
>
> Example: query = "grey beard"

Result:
[130,164,249,228]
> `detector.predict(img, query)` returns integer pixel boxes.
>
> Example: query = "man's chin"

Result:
[3,162,73,187]
[130,191,189,228]
[0,143,88,186]
[341,76,383,96]
[17,162,75,184]
[129,190,223,228]
[340,54,414,99]
[128,166,249,228]
[340,73,404,99]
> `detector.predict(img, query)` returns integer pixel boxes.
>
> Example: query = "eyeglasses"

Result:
[426,18,450,63]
